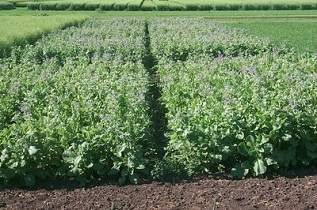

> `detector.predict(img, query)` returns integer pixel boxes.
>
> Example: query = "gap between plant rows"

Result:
[142,21,168,160]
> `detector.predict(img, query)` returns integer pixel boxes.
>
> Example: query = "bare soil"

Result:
[1,173,317,210]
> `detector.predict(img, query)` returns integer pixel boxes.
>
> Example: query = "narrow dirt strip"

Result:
[1,174,317,210]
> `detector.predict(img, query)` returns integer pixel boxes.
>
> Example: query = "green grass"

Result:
[0,15,86,56]
[228,20,317,53]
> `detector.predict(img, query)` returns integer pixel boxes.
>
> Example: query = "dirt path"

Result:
[1,175,317,210]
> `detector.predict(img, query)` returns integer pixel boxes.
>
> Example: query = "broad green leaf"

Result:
[28,146,39,156]
[253,159,266,176]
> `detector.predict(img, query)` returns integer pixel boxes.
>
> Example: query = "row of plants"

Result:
[149,18,317,179]
[156,55,317,178]
[9,19,146,65]
[0,19,154,186]
[27,2,142,11]
[177,2,317,11]
[149,18,290,61]
[143,0,317,11]
[26,0,317,11]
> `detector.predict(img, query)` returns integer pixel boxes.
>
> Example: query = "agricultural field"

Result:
[1,16,317,182]
[0,5,317,209]
[229,20,317,53]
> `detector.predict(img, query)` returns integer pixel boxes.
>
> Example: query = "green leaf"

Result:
[28,146,39,156]
[263,143,273,153]
[0,149,8,162]
[253,159,266,176]
[117,143,127,158]
[136,164,145,170]
[265,158,276,166]
[282,134,292,141]
[260,136,270,144]
[236,132,244,140]
[74,156,82,167]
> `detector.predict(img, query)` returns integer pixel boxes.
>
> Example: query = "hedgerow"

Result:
[0,2,15,10]
[25,0,317,11]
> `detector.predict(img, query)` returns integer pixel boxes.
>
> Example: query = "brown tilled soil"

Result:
[1,174,317,210]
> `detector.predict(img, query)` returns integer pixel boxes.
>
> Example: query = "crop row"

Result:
[149,18,317,178]
[0,19,153,186]
[9,19,145,66]
[156,55,317,178]
[149,18,290,61]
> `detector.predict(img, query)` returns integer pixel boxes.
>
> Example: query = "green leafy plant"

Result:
[157,53,317,178]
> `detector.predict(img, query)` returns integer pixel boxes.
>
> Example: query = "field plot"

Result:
[149,19,288,61]
[149,18,317,179]
[14,0,317,11]
[0,19,155,186]
[1,17,317,188]
[0,15,86,57]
